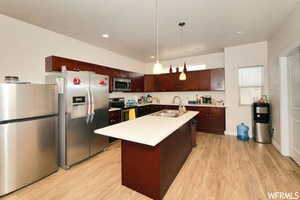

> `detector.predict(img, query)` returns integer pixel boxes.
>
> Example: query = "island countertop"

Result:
[94,111,199,146]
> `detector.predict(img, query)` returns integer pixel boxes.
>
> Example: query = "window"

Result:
[160,64,207,74]
[238,65,264,105]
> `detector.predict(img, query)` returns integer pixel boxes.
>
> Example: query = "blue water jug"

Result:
[237,123,249,141]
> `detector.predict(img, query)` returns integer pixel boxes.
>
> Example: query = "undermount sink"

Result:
[151,109,186,118]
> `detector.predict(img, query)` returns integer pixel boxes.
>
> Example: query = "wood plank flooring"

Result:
[1,133,300,200]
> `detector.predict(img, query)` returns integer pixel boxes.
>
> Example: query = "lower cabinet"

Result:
[186,106,226,134]
[109,110,121,125]
[108,110,122,142]
[109,105,225,135]
[137,105,153,117]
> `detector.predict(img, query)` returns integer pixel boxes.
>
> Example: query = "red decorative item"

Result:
[99,80,107,86]
[169,65,173,73]
[183,62,187,72]
[73,77,81,85]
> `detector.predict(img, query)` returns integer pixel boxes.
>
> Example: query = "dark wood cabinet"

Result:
[144,75,156,92]
[210,68,225,91]
[137,105,151,117]
[109,105,225,134]
[109,110,122,125]
[143,69,223,92]
[45,56,144,93]
[131,76,144,92]
[180,70,211,91]
[186,106,225,134]
[46,56,224,93]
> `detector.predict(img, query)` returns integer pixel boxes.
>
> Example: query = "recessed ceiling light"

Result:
[150,56,155,59]
[101,33,109,38]
[236,31,243,35]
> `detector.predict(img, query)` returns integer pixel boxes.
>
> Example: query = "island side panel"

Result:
[159,122,193,198]
[121,140,161,200]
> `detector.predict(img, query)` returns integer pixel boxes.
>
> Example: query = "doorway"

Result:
[286,47,300,165]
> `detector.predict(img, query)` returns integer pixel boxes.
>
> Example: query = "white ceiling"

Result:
[0,0,299,62]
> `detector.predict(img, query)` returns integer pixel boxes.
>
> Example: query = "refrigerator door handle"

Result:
[86,88,91,124]
[90,88,95,123]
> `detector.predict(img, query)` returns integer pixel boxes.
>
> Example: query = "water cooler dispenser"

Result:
[253,103,271,143]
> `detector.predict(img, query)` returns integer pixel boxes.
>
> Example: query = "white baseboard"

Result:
[224,130,253,138]
[272,138,282,154]
[224,130,236,136]
[291,147,300,166]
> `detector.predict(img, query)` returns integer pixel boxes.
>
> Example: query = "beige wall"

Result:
[268,3,300,152]
[224,41,268,136]
[144,52,224,74]
[0,14,145,83]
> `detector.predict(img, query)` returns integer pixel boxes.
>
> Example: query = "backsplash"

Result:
[109,91,225,105]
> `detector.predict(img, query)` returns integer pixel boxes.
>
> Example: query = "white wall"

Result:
[0,14,145,83]
[224,41,268,136]
[268,3,300,153]
[144,52,224,74]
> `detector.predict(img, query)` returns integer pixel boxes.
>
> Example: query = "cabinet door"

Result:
[210,68,225,91]
[182,70,211,91]
[144,75,155,92]
[155,74,171,91]
[209,108,225,134]
[197,107,211,132]
[131,76,144,92]
[109,110,121,125]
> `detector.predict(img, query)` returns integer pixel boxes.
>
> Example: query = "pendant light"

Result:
[178,22,187,81]
[153,0,162,74]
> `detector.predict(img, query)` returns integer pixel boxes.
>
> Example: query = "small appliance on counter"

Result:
[0,81,58,196]
[202,96,212,104]
[109,97,125,108]
[253,102,271,143]
[146,94,153,103]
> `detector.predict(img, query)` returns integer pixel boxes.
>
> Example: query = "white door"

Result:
[287,48,300,165]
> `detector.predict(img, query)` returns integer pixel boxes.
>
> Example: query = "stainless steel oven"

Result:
[113,78,131,91]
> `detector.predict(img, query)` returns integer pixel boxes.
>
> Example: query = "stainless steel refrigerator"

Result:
[0,83,58,196]
[47,71,109,169]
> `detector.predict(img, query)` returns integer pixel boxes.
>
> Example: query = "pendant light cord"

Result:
[155,0,159,62]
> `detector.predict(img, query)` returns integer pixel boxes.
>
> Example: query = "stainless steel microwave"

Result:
[113,78,131,91]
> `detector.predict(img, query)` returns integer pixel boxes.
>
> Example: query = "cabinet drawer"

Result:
[109,110,121,125]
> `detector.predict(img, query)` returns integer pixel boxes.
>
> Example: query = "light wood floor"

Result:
[2,134,300,200]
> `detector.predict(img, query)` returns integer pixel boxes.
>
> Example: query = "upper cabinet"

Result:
[143,68,224,92]
[144,75,156,92]
[45,56,224,93]
[210,68,225,91]
[131,76,144,92]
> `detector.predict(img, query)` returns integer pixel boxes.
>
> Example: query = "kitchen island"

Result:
[94,111,198,200]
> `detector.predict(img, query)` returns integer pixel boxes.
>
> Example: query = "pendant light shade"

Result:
[179,71,187,80]
[153,60,163,74]
[179,62,187,80]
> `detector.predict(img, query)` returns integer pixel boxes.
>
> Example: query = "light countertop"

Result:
[95,111,199,146]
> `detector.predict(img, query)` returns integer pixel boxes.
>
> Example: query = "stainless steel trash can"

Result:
[253,103,271,143]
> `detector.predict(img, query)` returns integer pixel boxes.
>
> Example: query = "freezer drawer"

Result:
[0,116,58,196]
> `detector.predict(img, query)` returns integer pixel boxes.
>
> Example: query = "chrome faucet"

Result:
[172,96,182,105]
[172,96,186,113]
